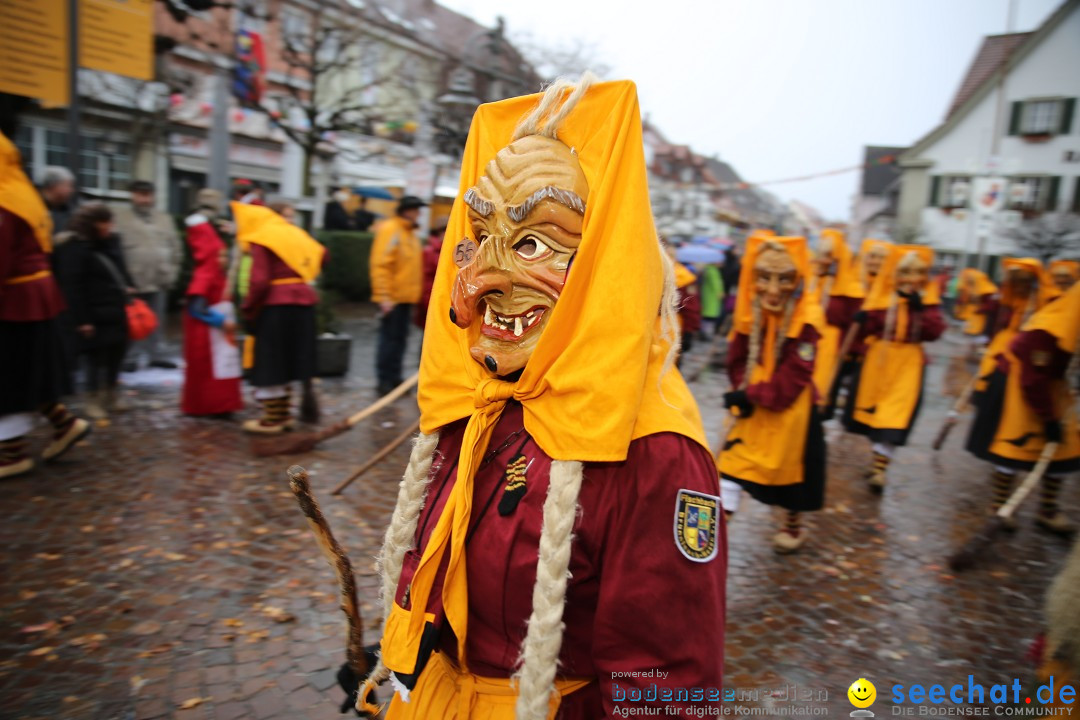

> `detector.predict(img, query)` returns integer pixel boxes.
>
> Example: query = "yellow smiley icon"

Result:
[848,678,876,708]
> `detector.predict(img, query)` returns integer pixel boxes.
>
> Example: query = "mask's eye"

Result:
[513,235,551,261]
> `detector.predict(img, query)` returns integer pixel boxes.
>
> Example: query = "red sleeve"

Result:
[826,295,860,329]
[590,435,725,715]
[916,305,946,342]
[1011,329,1071,422]
[745,323,820,411]
[242,244,272,320]
[727,331,749,389]
[0,208,16,304]
[859,308,886,340]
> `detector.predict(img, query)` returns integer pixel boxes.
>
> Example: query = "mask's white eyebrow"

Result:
[463,188,494,217]
[507,186,586,223]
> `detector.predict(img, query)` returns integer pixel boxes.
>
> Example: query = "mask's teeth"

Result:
[485,306,493,325]
[514,317,523,337]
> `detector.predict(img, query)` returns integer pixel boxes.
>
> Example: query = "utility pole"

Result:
[974,0,1018,272]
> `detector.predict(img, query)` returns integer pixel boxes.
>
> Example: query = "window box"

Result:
[1020,132,1053,143]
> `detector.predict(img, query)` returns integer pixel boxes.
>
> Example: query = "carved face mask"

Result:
[1051,268,1077,292]
[864,245,888,278]
[1007,268,1037,298]
[450,135,588,376]
[895,253,930,295]
[811,237,834,278]
[753,243,799,313]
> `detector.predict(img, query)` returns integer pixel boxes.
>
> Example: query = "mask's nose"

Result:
[450,241,512,328]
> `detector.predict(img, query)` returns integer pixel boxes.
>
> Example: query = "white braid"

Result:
[513,460,585,720]
[365,431,440,687]
[657,244,681,382]
[512,72,598,141]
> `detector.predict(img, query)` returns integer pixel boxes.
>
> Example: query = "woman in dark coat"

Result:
[55,204,134,419]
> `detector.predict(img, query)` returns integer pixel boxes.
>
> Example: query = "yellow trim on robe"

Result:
[386,651,591,720]
[4,269,52,285]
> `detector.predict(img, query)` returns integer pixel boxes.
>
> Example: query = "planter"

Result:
[316,333,352,377]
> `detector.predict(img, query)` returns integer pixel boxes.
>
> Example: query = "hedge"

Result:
[317,231,374,301]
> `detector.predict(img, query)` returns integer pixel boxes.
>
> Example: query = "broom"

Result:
[332,419,421,495]
[931,374,977,451]
[253,372,418,457]
[948,441,1059,572]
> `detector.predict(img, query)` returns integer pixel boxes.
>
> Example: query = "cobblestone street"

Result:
[1,307,1075,720]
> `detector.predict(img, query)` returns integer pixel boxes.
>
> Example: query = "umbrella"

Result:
[352,186,396,200]
[676,245,725,264]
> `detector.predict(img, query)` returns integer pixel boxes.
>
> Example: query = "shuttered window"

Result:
[1008,98,1077,135]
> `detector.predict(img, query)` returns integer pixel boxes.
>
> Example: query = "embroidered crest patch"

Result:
[797,342,815,362]
[673,489,720,562]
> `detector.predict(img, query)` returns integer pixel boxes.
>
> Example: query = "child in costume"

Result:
[236,204,325,433]
[0,132,90,479]
[344,76,725,720]
[965,281,1080,534]
[717,235,826,553]
[181,190,243,417]
[843,245,946,491]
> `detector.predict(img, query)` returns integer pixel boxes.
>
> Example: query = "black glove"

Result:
[1044,420,1064,444]
[852,310,868,325]
[723,389,754,418]
[337,647,381,716]
[902,291,924,312]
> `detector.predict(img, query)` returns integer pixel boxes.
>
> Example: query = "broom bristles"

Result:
[948,517,1005,571]
[250,419,351,457]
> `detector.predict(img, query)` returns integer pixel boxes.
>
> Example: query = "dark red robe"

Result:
[181,218,243,416]
[395,402,727,717]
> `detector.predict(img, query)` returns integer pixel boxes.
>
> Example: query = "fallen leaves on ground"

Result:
[29,647,55,656]
[177,696,212,710]
[135,642,176,658]
[20,622,59,634]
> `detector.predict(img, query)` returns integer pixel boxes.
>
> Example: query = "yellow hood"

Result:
[0,131,52,253]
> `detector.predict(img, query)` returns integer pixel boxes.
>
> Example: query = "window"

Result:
[928,174,971,208]
[19,123,132,195]
[1072,177,1080,213]
[1009,98,1076,136]
[280,7,310,48]
[1023,101,1059,134]
[1008,176,1061,212]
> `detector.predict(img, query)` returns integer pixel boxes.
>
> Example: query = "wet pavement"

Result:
[1,306,1075,719]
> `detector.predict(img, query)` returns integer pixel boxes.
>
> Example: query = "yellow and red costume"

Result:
[955,268,999,340]
[843,245,945,488]
[362,79,725,719]
[806,228,860,411]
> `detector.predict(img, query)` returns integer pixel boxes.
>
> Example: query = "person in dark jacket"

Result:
[55,204,134,419]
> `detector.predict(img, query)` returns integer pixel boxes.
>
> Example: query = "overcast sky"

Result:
[439,0,1061,221]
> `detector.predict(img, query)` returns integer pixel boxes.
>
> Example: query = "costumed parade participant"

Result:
[344,75,725,719]
[972,258,1053,397]
[965,280,1080,534]
[0,131,90,479]
[666,244,701,362]
[843,245,945,491]
[1048,259,1079,295]
[806,228,858,414]
[818,237,887,417]
[955,268,998,348]
[717,235,826,553]
[181,190,243,417]
[237,203,325,433]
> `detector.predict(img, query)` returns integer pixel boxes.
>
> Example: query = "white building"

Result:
[895,0,1080,269]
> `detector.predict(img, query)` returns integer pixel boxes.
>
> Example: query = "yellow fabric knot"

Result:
[475,378,517,408]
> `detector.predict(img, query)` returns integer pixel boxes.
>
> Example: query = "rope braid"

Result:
[513,460,585,720]
[359,431,440,702]
[658,244,681,383]
[512,72,598,142]
[746,296,763,383]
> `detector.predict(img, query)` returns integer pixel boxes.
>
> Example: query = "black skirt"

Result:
[726,406,827,513]
[250,305,317,387]
[842,358,924,447]
[965,367,1080,474]
[0,317,74,414]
